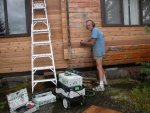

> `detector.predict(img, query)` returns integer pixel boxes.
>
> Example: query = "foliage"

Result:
[130,84,150,113]
[138,61,150,76]
[130,61,150,113]
[145,25,150,33]
[0,19,4,32]
[0,101,6,110]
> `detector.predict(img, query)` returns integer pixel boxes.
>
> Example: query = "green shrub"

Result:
[130,61,150,113]
[0,101,6,111]
[145,25,150,33]
[130,85,150,113]
[140,62,150,74]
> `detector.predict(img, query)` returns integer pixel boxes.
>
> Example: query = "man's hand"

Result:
[80,40,86,46]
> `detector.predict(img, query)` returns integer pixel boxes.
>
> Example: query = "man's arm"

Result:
[80,38,96,46]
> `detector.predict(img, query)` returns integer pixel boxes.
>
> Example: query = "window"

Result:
[101,0,150,26]
[142,0,150,24]
[0,0,30,37]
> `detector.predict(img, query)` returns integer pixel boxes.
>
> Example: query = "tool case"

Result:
[7,88,39,113]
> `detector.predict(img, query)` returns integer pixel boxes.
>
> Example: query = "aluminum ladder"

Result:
[31,0,57,93]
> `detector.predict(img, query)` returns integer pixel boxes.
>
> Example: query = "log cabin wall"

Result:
[64,0,150,68]
[0,0,150,74]
[0,37,31,73]
[0,0,69,74]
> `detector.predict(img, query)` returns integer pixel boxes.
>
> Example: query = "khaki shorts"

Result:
[94,56,103,60]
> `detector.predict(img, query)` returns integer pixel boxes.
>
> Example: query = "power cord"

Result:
[85,89,95,97]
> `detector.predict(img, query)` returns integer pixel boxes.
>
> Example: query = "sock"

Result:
[103,74,108,85]
[99,81,104,87]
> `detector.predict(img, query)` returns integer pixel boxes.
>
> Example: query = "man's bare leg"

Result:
[92,57,105,91]
[96,57,104,86]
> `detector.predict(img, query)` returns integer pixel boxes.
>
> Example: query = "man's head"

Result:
[86,20,95,31]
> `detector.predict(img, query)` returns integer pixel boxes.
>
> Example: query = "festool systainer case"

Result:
[59,72,82,87]
[32,91,56,106]
[7,88,39,113]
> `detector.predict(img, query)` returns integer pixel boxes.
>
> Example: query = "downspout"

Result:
[66,0,72,67]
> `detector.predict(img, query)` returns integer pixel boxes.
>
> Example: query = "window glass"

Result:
[102,0,150,26]
[0,0,5,35]
[123,0,140,25]
[7,0,27,34]
[130,0,140,25]
[104,0,122,24]
[123,0,129,25]
[142,0,150,24]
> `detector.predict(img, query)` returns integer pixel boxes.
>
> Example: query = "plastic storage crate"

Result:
[7,88,39,113]
[32,91,56,106]
[59,72,82,87]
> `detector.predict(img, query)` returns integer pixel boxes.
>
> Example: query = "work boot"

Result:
[92,85,105,91]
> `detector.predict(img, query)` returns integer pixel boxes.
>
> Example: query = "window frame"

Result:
[101,0,149,27]
[0,0,31,38]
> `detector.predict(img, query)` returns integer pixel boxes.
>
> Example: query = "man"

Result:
[80,20,107,91]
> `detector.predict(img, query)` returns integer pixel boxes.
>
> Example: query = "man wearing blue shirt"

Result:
[80,20,107,91]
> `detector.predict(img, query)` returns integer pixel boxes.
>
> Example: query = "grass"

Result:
[105,78,150,113]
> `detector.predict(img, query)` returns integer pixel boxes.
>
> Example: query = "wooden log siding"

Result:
[0,37,31,73]
[0,0,68,74]
[64,0,150,68]
[0,0,150,74]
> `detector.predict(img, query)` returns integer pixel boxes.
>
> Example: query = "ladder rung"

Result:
[33,2,46,9]
[33,66,54,71]
[33,29,49,34]
[32,41,50,46]
[33,18,47,22]
[32,53,52,58]
[33,79,56,83]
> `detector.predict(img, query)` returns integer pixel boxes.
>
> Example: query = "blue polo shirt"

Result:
[91,27,105,57]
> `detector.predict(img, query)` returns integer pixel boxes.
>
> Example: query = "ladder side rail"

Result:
[44,0,57,84]
[47,24,57,84]
[31,24,34,93]
[31,0,34,92]
[43,0,49,30]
